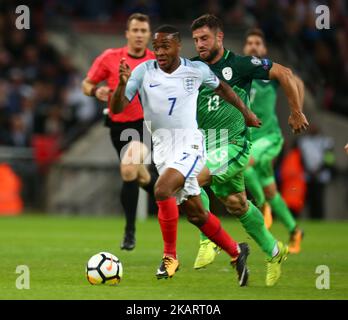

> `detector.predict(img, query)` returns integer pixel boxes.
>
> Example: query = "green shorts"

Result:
[206,141,250,198]
[250,133,284,187]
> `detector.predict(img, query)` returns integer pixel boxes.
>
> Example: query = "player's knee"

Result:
[120,165,138,181]
[137,170,151,187]
[138,176,148,187]
[254,193,266,209]
[197,167,212,187]
[186,213,199,226]
[181,199,207,227]
[154,183,172,201]
[225,193,248,217]
[264,185,277,200]
[186,210,206,227]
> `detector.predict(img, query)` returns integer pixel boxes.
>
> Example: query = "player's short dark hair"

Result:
[154,25,181,42]
[126,13,150,30]
[191,14,224,33]
[245,28,266,44]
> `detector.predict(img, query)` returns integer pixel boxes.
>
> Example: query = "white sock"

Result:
[272,243,279,258]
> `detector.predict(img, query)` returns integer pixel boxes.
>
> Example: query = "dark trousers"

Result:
[307,176,326,219]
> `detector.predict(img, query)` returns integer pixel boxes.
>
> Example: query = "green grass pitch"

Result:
[0,214,347,300]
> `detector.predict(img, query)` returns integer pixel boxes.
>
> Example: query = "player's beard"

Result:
[201,46,219,63]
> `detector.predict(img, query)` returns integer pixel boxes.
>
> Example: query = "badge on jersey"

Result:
[251,56,262,66]
[222,67,233,80]
[183,77,196,93]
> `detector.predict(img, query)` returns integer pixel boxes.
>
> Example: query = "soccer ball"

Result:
[86,252,123,285]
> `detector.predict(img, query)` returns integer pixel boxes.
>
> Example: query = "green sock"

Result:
[200,188,209,241]
[268,192,297,233]
[239,201,277,258]
[244,166,266,208]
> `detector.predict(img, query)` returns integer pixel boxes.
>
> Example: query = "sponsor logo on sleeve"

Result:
[261,58,271,70]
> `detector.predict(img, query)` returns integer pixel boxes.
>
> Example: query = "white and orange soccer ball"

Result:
[86,252,123,285]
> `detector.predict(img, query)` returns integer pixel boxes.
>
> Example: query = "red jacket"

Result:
[87,46,155,123]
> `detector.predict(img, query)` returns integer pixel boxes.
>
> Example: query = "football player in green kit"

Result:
[243,28,304,254]
[190,14,309,286]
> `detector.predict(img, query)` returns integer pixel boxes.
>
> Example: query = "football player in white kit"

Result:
[111,25,261,286]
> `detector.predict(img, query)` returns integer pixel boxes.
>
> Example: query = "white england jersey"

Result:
[125,57,220,133]
[124,57,220,204]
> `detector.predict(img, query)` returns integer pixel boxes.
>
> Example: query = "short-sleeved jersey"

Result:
[87,46,155,123]
[192,49,273,150]
[124,57,220,138]
[249,79,281,141]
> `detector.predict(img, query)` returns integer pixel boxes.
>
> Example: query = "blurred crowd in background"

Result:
[0,1,99,150]
[45,0,348,116]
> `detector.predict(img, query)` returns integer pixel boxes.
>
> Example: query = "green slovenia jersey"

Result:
[249,79,281,141]
[192,49,273,150]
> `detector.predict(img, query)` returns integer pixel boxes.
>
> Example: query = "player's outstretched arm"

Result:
[110,58,131,114]
[214,80,262,128]
[269,63,309,134]
[294,74,305,110]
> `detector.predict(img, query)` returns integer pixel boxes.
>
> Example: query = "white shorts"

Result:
[153,129,206,205]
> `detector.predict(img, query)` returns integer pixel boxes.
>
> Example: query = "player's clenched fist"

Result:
[95,86,112,102]
[119,58,131,85]
[288,111,309,134]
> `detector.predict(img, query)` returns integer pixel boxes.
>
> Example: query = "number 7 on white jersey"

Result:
[168,97,177,115]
